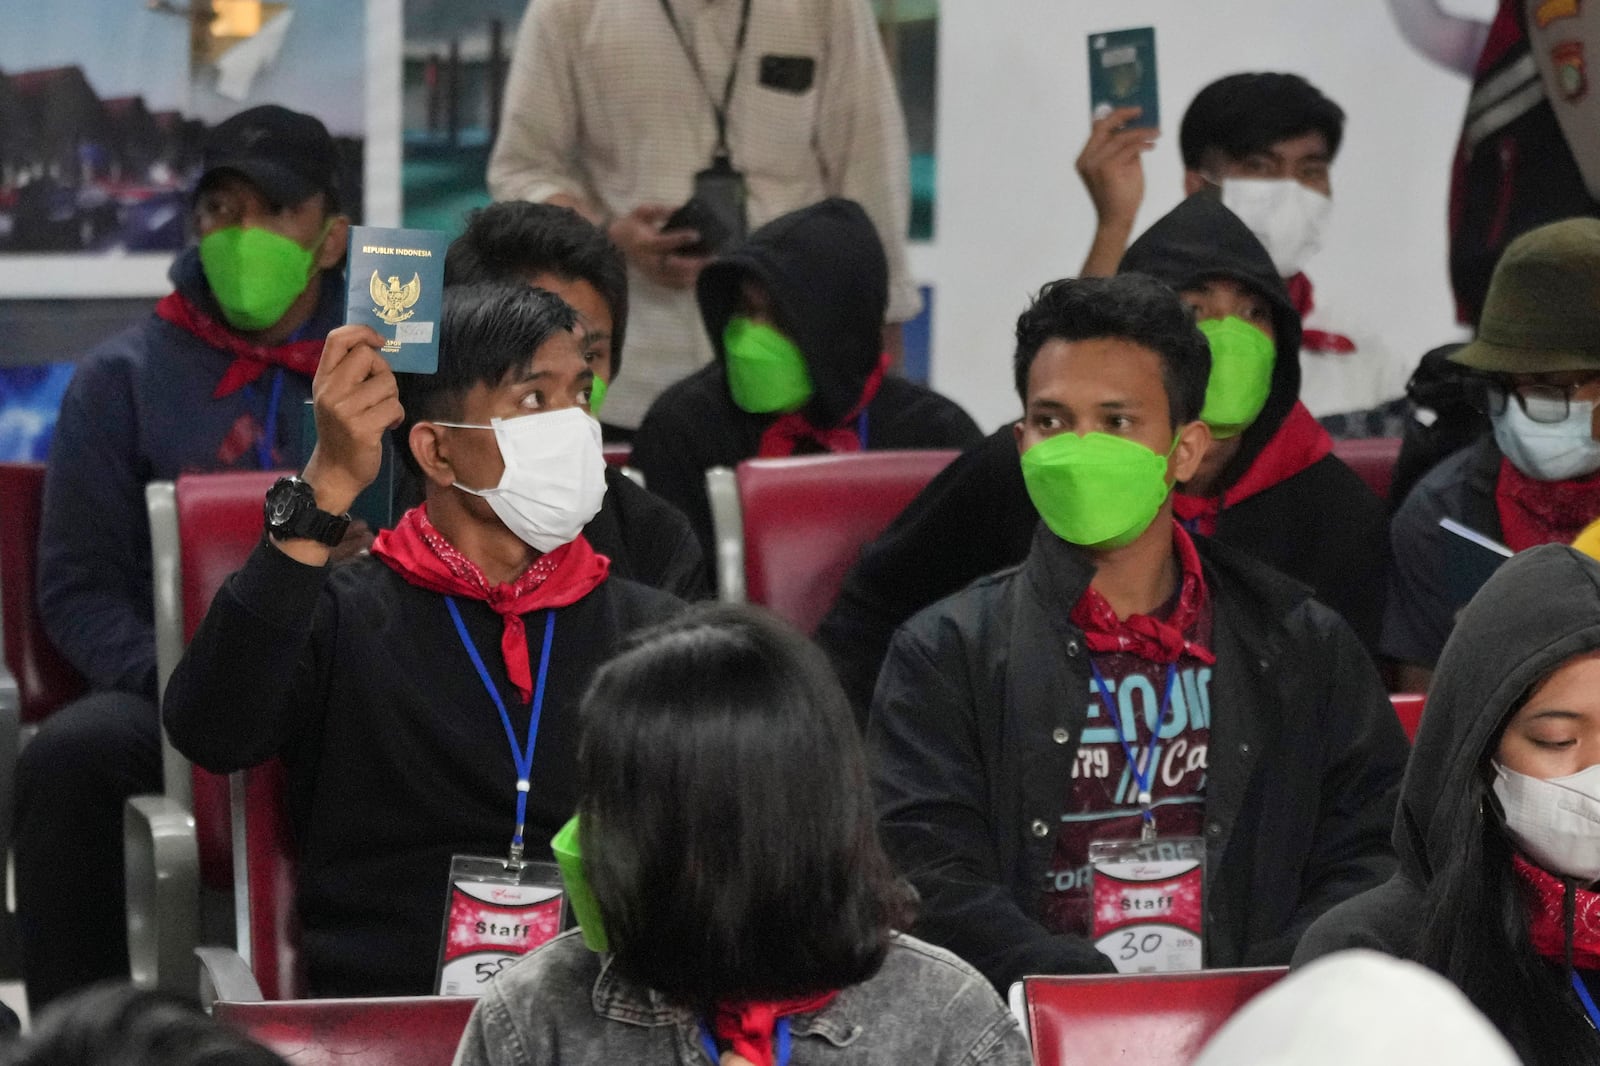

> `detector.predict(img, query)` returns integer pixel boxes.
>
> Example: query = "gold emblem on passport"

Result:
[371,271,422,326]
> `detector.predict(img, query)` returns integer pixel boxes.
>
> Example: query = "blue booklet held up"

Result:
[1087,27,1158,129]
[346,225,448,373]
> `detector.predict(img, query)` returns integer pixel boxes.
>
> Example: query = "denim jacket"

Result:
[451,931,1032,1065]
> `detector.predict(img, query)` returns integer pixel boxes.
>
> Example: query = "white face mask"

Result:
[434,406,608,553]
[1220,178,1333,278]
[1493,761,1600,884]
[1491,397,1600,482]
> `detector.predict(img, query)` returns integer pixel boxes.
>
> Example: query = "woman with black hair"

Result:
[1297,543,1600,1065]
[453,604,1031,1066]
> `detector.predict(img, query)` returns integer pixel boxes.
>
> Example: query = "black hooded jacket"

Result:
[629,198,982,555]
[1297,545,1600,1065]
[817,195,1390,720]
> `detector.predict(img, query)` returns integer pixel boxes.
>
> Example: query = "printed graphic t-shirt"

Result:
[1040,596,1213,937]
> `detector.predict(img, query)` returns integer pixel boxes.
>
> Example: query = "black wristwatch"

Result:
[264,476,351,547]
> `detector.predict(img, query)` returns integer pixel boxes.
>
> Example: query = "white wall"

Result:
[914,0,1479,431]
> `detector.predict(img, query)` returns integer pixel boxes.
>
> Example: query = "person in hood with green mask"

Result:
[868,273,1406,992]
[629,198,983,556]
[22,104,352,1011]
[1297,544,1600,1066]
[819,194,1389,723]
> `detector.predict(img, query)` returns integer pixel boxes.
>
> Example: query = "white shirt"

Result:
[490,0,920,428]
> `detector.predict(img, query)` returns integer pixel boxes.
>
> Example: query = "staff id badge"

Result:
[1089,836,1205,973]
[434,855,566,996]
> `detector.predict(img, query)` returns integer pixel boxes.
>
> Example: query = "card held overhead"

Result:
[1088,27,1158,129]
[346,225,447,373]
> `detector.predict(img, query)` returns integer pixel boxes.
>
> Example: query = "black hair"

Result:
[392,282,578,478]
[1178,73,1345,171]
[444,202,628,371]
[1012,274,1211,426]
[1414,695,1598,1066]
[575,604,915,1007]
[6,983,287,1066]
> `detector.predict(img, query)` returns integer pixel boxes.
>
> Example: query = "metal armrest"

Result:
[704,466,745,603]
[196,945,263,1008]
[125,794,200,996]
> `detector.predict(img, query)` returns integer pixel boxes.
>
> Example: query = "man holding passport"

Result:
[163,284,682,995]
[18,104,353,1009]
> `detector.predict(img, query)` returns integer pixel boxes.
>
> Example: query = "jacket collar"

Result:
[589,955,864,1048]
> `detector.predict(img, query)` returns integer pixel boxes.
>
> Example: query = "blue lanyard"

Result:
[1087,660,1178,833]
[855,409,869,449]
[444,597,557,864]
[253,368,285,470]
[1574,971,1600,1031]
[698,1018,792,1066]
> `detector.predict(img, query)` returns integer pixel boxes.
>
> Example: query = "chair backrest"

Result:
[0,462,86,723]
[1025,967,1286,1066]
[1330,437,1401,503]
[214,996,477,1066]
[716,450,958,634]
[237,759,302,1000]
[1390,692,1425,743]
[601,442,632,468]
[173,471,283,891]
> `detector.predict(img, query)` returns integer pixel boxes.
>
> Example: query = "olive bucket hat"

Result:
[1451,217,1600,373]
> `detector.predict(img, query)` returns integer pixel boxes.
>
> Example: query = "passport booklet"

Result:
[1088,27,1159,129]
[345,225,448,373]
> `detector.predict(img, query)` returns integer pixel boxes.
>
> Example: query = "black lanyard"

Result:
[657,0,753,162]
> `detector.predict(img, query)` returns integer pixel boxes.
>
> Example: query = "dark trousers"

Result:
[15,690,161,1012]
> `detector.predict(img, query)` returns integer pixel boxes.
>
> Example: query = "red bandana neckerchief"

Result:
[1068,525,1217,665]
[710,991,839,1066]
[756,353,890,458]
[1496,459,1600,553]
[1285,273,1357,356]
[1172,402,1333,536]
[1513,853,1600,970]
[370,504,610,703]
[155,290,323,399]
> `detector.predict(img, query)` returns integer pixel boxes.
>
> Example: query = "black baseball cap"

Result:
[196,105,340,210]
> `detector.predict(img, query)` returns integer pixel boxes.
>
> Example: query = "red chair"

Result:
[127,470,282,996]
[1330,437,1401,503]
[213,996,476,1066]
[704,450,959,634]
[601,442,632,468]
[0,462,88,939]
[1025,967,1286,1066]
[0,462,87,726]
[1390,692,1425,743]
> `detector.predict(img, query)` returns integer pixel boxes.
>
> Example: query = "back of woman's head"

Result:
[6,984,287,1066]
[576,604,911,1006]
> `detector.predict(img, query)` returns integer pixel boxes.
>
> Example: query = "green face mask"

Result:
[588,375,608,418]
[198,225,320,332]
[723,316,814,414]
[1197,316,1275,440]
[550,815,608,952]
[1021,431,1177,550]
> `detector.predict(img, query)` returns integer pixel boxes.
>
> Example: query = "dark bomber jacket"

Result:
[868,524,1408,991]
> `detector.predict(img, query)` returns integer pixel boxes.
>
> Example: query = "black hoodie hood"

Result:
[1396,545,1600,887]
[1120,194,1303,480]
[697,198,888,428]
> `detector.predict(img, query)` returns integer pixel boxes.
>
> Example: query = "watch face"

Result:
[266,478,307,529]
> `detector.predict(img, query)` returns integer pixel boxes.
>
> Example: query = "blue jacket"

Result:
[37,250,339,696]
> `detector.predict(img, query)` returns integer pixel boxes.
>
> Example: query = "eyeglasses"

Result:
[1483,377,1600,425]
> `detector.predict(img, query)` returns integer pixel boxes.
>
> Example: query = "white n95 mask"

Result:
[1220,178,1333,278]
[1493,761,1600,884]
[1491,398,1600,483]
[435,406,607,553]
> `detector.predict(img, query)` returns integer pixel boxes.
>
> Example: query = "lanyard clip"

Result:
[507,840,525,869]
